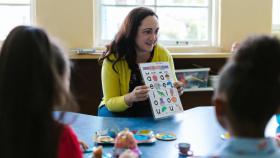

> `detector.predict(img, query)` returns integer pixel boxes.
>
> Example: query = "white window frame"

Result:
[0,0,35,45]
[94,0,219,47]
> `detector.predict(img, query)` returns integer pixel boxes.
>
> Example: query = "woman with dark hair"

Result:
[212,35,280,157]
[98,7,183,117]
[0,26,83,158]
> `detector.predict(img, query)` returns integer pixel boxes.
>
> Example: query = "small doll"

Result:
[113,129,141,157]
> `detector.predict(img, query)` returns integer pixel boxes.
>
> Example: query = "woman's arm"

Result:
[101,59,129,112]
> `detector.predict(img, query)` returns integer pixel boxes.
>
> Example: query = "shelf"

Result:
[183,87,214,92]
[68,52,231,60]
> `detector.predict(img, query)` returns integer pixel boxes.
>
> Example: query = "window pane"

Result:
[98,0,215,46]
[273,0,280,26]
[157,0,208,6]
[0,0,29,4]
[101,6,132,40]
[102,0,155,5]
[0,6,30,40]
[157,7,208,42]
[101,6,154,40]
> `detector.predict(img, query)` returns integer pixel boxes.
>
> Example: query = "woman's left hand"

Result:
[173,81,184,96]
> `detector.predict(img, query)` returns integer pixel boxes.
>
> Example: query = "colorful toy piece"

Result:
[155,132,177,141]
[114,129,141,157]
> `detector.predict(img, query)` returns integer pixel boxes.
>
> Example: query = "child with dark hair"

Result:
[212,35,280,157]
[0,26,83,158]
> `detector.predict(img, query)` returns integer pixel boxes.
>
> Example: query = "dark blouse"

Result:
[126,50,155,117]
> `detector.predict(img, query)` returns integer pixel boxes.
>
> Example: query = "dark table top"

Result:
[56,106,279,158]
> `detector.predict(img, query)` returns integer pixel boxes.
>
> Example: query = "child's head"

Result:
[0,25,73,110]
[0,25,75,157]
[213,35,280,136]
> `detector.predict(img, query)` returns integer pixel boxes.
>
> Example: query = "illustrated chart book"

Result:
[139,62,183,119]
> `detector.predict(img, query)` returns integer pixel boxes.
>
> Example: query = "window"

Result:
[273,0,280,32]
[0,0,32,41]
[95,0,218,47]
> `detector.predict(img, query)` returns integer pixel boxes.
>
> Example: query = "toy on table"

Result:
[113,129,141,158]
[94,129,119,144]
[155,132,177,141]
[220,131,231,140]
[133,129,156,143]
[118,149,138,158]
[91,146,113,158]
[176,142,193,156]
[94,129,156,144]
[92,146,102,158]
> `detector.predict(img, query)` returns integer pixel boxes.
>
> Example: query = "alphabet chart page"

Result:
[139,62,183,119]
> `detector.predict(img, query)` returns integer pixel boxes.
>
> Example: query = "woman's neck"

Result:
[136,51,151,63]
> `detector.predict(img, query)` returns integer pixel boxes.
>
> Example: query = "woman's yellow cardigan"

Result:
[100,44,176,112]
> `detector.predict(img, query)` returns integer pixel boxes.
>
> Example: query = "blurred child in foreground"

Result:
[213,35,280,157]
[0,26,85,158]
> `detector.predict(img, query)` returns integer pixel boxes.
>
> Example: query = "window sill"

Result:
[69,52,231,60]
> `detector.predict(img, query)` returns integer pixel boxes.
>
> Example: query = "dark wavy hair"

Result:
[98,7,158,72]
[0,26,77,158]
[218,35,280,129]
